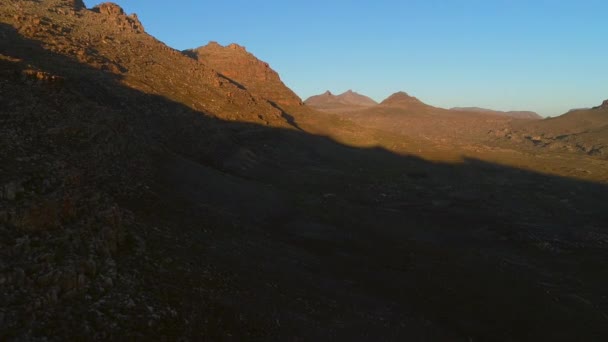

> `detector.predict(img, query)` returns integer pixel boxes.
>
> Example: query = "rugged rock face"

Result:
[184,42,303,108]
[93,2,125,16]
[92,2,145,33]
[4,1,292,126]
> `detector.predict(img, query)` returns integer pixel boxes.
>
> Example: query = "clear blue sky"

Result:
[84,1,608,116]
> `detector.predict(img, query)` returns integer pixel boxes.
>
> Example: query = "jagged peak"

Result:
[198,42,247,52]
[323,90,333,96]
[228,43,246,51]
[380,91,421,105]
[92,2,144,33]
[93,2,124,15]
[184,40,302,107]
[390,91,412,98]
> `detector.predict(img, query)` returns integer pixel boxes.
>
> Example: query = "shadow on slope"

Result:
[2,23,608,341]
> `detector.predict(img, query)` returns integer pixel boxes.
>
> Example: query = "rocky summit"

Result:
[1,1,608,341]
[379,91,425,107]
[184,41,303,109]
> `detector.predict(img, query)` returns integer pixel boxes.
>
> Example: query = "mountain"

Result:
[5,2,296,127]
[499,99,608,156]
[450,107,542,119]
[304,89,377,112]
[379,91,427,107]
[0,1,307,337]
[339,91,515,147]
[183,42,303,109]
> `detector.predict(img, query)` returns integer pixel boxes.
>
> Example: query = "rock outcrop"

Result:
[49,0,87,11]
[184,42,303,108]
[92,2,144,33]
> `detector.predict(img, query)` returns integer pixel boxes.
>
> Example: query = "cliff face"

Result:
[184,42,303,108]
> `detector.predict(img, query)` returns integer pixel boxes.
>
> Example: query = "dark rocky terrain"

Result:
[1,1,608,341]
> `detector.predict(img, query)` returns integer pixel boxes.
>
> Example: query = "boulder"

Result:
[92,3,145,33]
[93,3,125,16]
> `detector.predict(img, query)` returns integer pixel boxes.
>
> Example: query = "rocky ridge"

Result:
[450,107,542,120]
[304,89,377,112]
[184,41,303,109]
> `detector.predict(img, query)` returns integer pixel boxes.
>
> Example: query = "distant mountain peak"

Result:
[227,43,246,51]
[199,41,247,52]
[380,91,422,106]
[91,2,144,32]
[304,89,377,111]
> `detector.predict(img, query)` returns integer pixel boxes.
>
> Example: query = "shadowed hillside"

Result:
[2,2,608,341]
